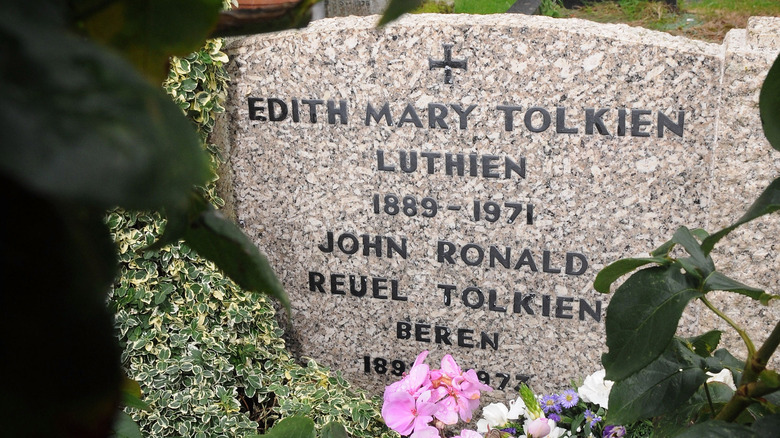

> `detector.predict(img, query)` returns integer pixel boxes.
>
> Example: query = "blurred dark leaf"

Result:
[321,422,348,438]
[759,50,780,152]
[0,7,211,211]
[80,0,222,81]
[109,411,143,438]
[378,0,422,26]
[0,176,121,437]
[183,195,290,311]
[249,416,315,438]
[673,420,756,437]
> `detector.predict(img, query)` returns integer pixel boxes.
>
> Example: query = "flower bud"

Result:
[527,417,551,438]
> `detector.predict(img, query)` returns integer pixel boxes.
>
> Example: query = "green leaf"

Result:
[378,0,423,26]
[110,411,144,438]
[687,330,722,357]
[181,78,198,92]
[673,420,757,437]
[321,422,348,438]
[607,338,708,424]
[759,369,780,388]
[760,53,780,152]
[0,11,211,211]
[676,257,704,281]
[121,377,151,411]
[713,348,746,383]
[746,391,780,426]
[650,228,709,257]
[703,271,770,304]
[702,177,780,255]
[673,226,715,277]
[593,256,669,293]
[654,380,734,436]
[80,0,222,82]
[753,413,780,438]
[146,191,202,251]
[249,416,315,438]
[651,238,677,256]
[602,266,703,381]
[183,199,289,311]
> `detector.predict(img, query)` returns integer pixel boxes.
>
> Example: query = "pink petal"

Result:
[434,398,459,425]
[381,391,415,435]
[410,423,440,438]
[440,354,461,377]
[413,350,430,367]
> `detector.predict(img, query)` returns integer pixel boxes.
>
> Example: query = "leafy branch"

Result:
[593,53,780,433]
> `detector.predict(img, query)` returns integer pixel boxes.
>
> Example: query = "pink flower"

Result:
[431,390,460,424]
[382,352,493,434]
[430,355,492,423]
[527,417,551,438]
[381,389,440,437]
[384,351,432,400]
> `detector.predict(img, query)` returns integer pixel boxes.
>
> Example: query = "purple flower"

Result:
[559,389,579,409]
[603,425,626,438]
[547,413,561,422]
[584,409,602,428]
[501,427,517,435]
[540,394,561,414]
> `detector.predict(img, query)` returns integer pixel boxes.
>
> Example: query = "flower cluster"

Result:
[383,355,662,438]
[381,351,492,437]
[474,384,567,438]
[474,370,622,438]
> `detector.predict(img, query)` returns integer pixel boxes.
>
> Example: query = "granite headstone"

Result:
[324,0,390,18]
[216,14,780,399]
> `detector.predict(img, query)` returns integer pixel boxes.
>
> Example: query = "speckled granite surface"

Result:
[702,17,780,368]
[216,14,780,399]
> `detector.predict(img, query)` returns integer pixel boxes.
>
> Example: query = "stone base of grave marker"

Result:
[216,14,780,400]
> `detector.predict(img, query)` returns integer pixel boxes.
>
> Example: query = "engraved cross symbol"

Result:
[428,44,467,84]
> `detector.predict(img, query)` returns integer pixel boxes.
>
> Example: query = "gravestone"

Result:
[506,0,542,15]
[216,14,780,399]
[323,0,389,18]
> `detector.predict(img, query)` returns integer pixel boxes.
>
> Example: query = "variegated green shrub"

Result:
[109,40,396,438]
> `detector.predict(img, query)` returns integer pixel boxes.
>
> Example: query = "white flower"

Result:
[546,420,568,438]
[477,402,509,433]
[707,369,736,390]
[578,369,614,409]
[508,396,527,420]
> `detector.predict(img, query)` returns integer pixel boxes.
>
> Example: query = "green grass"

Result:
[454,0,514,14]
[414,1,454,13]
[566,0,780,42]
[682,0,780,15]
[413,0,780,42]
